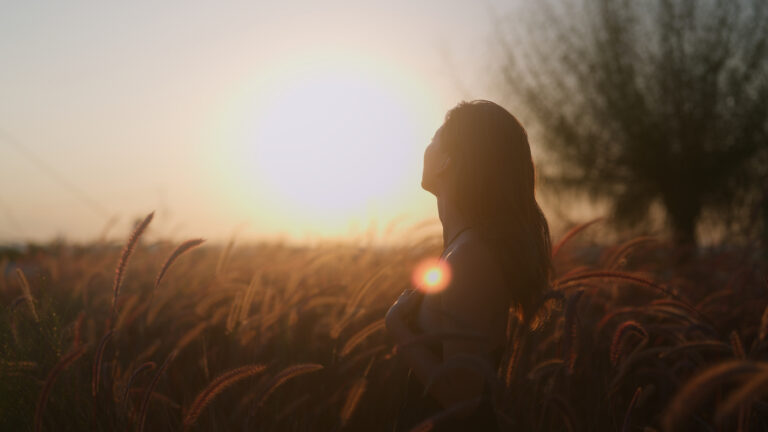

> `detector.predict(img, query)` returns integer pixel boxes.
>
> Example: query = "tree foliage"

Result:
[493,0,768,248]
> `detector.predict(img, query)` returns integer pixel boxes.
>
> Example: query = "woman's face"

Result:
[421,125,450,195]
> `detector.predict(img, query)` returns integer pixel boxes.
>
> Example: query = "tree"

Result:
[491,0,768,252]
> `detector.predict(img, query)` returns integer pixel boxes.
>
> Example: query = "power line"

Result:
[0,128,112,219]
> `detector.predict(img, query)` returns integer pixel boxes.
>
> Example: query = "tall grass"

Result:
[1,217,766,430]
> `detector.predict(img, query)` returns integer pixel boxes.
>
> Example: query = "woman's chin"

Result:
[420,178,433,194]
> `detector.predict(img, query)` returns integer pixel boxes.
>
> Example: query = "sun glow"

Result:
[250,73,414,212]
[213,50,443,240]
[412,257,451,293]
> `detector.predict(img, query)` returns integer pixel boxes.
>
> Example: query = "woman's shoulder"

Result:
[444,230,504,280]
[440,230,509,307]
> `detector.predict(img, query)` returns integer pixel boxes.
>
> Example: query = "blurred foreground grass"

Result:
[1,217,767,431]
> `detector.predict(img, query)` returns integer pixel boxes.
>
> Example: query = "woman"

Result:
[385,100,554,431]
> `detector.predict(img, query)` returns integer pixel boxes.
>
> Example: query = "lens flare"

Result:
[411,257,451,293]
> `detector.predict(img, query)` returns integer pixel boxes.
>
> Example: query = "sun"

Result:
[249,72,415,213]
[210,50,444,240]
[233,56,438,223]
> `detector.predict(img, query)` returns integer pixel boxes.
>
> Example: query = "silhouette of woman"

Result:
[385,100,554,431]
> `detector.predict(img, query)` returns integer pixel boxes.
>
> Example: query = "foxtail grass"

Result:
[111,211,154,328]
[183,364,267,428]
[91,330,114,396]
[138,349,176,432]
[339,377,367,426]
[34,344,89,432]
[253,363,324,408]
[15,268,39,322]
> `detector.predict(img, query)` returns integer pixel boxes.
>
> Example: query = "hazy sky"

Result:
[1,0,548,245]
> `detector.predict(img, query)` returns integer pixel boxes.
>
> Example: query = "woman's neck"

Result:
[436,189,471,248]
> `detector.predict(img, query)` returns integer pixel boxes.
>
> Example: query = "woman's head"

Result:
[423,99,554,324]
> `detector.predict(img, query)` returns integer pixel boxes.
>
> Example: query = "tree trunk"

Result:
[663,194,700,265]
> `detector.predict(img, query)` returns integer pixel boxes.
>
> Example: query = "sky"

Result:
[0,0,570,246]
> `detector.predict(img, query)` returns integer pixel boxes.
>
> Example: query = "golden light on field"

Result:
[412,257,452,293]
[212,49,443,240]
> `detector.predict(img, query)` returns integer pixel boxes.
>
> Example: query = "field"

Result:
[2,214,767,431]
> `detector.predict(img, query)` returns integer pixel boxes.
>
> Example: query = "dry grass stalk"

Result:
[555,270,714,325]
[148,238,205,320]
[340,318,385,357]
[527,358,565,380]
[134,340,162,365]
[609,347,666,395]
[596,306,638,333]
[339,345,388,375]
[9,295,28,312]
[546,395,577,432]
[154,238,205,291]
[331,312,357,340]
[34,344,88,432]
[714,367,768,425]
[408,395,485,432]
[562,290,584,373]
[138,350,176,432]
[111,211,154,327]
[696,288,733,309]
[128,387,182,418]
[299,295,344,314]
[258,287,275,333]
[529,297,559,332]
[114,295,140,330]
[759,304,768,342]
[70,311,85,348]
[183,364,267,428]
[15,268,39,322]
[330,267,390,340]
[92,329,114,396]
[605,236,659,269]
[122,361,156,407]
[174,322,208,354]
[192,289,231,316]
[238,270,260,323]
[662,360,768,431]
[555,270,669,294]
[551,217,605,258]
[504,324,525,387]
[254,363,324,408]
[610,321,648,366]
[215,236,235,278]
[658,341,732,359]
[226,291,244,333]
[622,387,642,432]
[646,304,697,324]
[340,377,367,426]
[348,266,390,315]
[505,306,521,341]
[648,298,702,317]
[275,393,311,423]
[729,330,745,359]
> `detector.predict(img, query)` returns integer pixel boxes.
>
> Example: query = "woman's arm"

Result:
[386,239,506,412]
[385,294,483,411]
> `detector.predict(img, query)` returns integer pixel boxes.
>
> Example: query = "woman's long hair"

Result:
[440,100,553,326]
